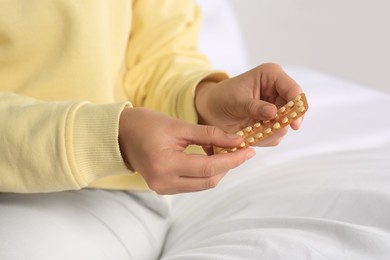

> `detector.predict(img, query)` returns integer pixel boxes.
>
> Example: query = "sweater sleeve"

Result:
[124,0,229,124]
[0,92,130,193]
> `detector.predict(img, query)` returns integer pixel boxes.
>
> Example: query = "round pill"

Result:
[247,137,255,143]
[236,131,244,136]
[290,112,297,118]
[255,132,263,139]
[245,126,252,132]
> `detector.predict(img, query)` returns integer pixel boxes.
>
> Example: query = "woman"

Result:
[0,0,303,258]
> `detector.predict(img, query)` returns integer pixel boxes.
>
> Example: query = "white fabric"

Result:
[1,71,389,259]
[2,1,390,258]
[0,190,169,260]
[161,67,390,259]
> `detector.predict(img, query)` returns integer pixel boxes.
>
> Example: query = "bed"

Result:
[0,2,388,259]
[159,1,390,259]
[160,67,390,259]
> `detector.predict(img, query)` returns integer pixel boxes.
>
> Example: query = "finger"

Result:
[146,170,229,195]
[175,172,228,193]
[290,115,305,130]
[238,98,277,121]
[275,70,303,102]
[174,147,255,178]
[183,124,243,148]
[274,96,287,108]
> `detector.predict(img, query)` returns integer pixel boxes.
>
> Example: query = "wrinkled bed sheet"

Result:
[161,68,390,259]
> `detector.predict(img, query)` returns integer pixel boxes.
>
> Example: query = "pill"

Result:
[213,93,308,154]
[247,137,255,143]
[255,132,263,139]
[290,112,297,118]
[245,126,252,132]
[236,131,244,136]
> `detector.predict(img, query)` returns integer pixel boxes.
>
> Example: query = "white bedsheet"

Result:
[161,68,390,259]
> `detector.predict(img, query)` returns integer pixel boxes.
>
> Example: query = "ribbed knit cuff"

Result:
[69,101,131,186]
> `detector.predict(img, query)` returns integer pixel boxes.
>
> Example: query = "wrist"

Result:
[195,81,218,125]
[118,107,135,171]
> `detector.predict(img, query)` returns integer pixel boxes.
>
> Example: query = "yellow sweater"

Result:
[0,0,227,193]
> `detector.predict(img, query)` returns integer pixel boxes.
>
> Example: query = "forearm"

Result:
[124,0,229,124]
[0,92,130,193]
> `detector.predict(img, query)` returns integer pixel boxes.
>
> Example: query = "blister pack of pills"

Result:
[214,93,309,154]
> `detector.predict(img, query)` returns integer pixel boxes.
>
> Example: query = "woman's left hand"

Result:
[195,63,303,147]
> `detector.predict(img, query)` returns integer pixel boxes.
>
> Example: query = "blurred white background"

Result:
[199,0,390,93]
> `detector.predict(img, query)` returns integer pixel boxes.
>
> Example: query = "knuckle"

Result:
[204,125,217,139]
[201,161,216,178]
[206,177,220,189]
[147,179,166,194]
[147,179,162,193]
[244,100,256,115]
[261,62,281,70]
[152,186,170,195]
[154,189,168,195]
[271,137,284,146]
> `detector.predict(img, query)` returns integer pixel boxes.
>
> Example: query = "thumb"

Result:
[186,124,243,148]
[239,99,277,121]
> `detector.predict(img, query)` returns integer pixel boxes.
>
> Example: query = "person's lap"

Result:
[0,189,169,260]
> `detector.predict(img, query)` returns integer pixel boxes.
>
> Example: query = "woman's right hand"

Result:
[118,107,256,194]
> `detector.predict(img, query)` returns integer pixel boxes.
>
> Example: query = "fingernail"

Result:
[246,150,256,159]
[297,118,302,127]
[262,105,276,118]
[295,117,303,129]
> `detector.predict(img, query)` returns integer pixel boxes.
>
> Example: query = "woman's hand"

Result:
[195,63,303,146]
[118,107,255,194]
